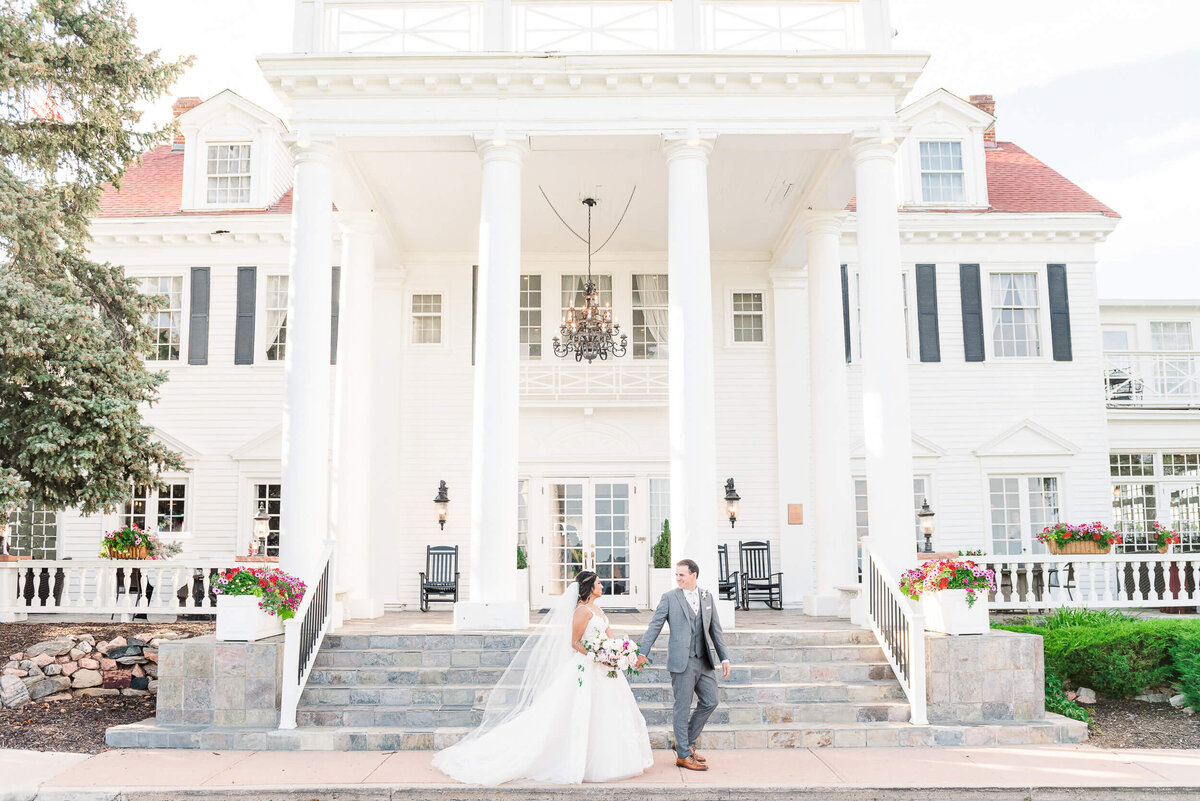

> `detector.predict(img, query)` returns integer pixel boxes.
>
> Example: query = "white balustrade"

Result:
[1104,350,1200,408]
[701,0,860,51]
[514,0,673,51]
[324,0,483,53]
[0,559,237,621]
[520,361,669,403]
[981,552,1200,611]
[861,537,927,726]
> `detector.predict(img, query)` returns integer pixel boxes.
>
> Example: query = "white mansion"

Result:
[6,0,1195,628]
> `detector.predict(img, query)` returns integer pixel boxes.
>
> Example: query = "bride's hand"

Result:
[635,655,648,669]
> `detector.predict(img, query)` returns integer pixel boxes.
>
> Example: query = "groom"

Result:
[636,558,730,771]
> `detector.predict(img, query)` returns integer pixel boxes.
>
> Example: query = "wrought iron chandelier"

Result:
[552,198,628,362]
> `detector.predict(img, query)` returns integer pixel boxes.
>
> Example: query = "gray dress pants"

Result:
[669,655,719,758]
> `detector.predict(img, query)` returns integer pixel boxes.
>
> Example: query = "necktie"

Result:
[688,591,698,614]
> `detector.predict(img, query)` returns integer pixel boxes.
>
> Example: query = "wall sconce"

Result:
[434,481,450,530]
[724,478,741,528]
[251,501,270,556]
[917,498,936,553]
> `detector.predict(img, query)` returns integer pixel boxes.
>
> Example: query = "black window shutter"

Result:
[960,264,985,362]
[1047,263,1072,361]
[330,265,341,365]
[840,264,851,364]
[915,264,941,363]
[234,266,256,365]
[187,267,210,365]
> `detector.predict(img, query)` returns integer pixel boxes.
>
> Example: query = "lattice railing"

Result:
[514,0,672,51]
[325,0,482,53]
[520,361,669,403]
[1105,350,1200,408]
[701,0,860,51]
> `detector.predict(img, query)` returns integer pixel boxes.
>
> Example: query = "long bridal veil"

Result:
[441,582,580,750]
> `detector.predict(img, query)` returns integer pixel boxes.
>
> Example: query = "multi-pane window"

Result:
[632,275,668,359]
[1151,322,1193,351]
[266,276,288,361]
[852,478,930,548]
[988,475,1059,555]
[561,275,613,315]
[139,276,183,361]
[649,478,670,548]
[1163,453,1200,477]
[732,292,764,343]
[520,275,542,359]
[1113,482,1158,553]
[5,502,57,559]
[121,484,186,532]
[1149,323,1195,397]
[919,141,965,203]
[1111,453,1155,477]
[990,273,1041,357]
[254,483,282,557]
[206,143,252,204]
[1111,451,1200,553]
[411,294,443,344]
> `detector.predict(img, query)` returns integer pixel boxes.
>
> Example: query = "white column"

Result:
[853,137,917,573]
[673,0,700,49]
[768,266,811,609]
[280,142,335,583]
[482,0,513,50]
[455,136,529,631]
[664,136,733,627]
[332,213,382,620]
[861,0,892,50]
[803,212,858,614]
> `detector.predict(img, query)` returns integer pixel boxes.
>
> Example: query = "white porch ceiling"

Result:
[345,134,849,256]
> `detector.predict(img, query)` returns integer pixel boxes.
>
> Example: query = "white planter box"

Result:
[920,588,989,636]
[649,568,674,608]
[216,595,285,642]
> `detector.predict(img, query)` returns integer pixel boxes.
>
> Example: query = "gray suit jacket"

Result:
[639,588,729,674]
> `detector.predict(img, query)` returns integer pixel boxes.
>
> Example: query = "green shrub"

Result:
[652,520,671,569]
[1171,627,1200,709]
[1044,664,1089,723]
[1038,607,1140,629]
[516,545,527,570]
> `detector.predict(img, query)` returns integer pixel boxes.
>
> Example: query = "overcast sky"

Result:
[125,0,1200,301]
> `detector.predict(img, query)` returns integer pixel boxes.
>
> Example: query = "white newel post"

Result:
[455,136,529,631]
[853,137,917,573]
[664,136,733,628]
[768,266,810,609]
[333,213,382,619]
[280,143,335,584]
[803,212,858,615]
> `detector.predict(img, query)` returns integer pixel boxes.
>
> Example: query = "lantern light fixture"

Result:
[917,498,936,553]
[434,481,450,530]
[724,478,741,528]
[251,501,271,557]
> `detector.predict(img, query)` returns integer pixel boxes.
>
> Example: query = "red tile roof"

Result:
[846,141,1119,218]
[97,145,293,218]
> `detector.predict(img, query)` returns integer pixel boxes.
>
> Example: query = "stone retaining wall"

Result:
[154,635,284,727]
[925,630,1045,723]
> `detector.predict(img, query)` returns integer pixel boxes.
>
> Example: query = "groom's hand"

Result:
[721,661,731,680]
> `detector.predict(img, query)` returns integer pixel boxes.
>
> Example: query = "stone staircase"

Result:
[107,620,1086,750]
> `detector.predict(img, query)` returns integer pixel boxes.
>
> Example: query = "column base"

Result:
[804,594,846,617]
[715,599,736,631]
[454,601,530,631]
[344,596,385,621]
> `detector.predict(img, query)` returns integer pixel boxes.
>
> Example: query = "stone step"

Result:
[321,629,878,651]
[303,661,894,688]
[311,644,888,670]
[107,714,1089,751]
[294,698,912,728]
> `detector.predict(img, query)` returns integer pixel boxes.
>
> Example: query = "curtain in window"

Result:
[990,274,1040,357]
[635,275,668,359]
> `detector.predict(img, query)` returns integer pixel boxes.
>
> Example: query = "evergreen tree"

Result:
[652,519,671,569]
[0,0,191,515]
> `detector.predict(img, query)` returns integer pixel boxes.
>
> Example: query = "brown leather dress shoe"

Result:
[675,755,709,771]
[689,746,707,764]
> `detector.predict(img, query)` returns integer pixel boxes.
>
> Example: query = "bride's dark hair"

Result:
[576,571,598,603]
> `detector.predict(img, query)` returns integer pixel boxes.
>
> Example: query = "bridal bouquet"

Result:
[578,633,642,683]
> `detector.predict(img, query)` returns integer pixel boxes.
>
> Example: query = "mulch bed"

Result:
[1,620,213,753]
[1087,699,1200,749]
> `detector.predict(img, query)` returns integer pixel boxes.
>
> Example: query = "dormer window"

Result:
[919,141,965,203]
[206,143,252,205]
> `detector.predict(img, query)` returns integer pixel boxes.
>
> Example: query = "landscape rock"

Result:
[70,669,102,689]
[77,641,93,654]
[56,655,70,664]
[2,668,25,677]
[102,669,132,690]
[74,688,119,698]
[42,664,62,676]
[1134,692,1170,704]
[28,676,71,700]
[131,664,145,678]
[68,648,84,661]
[25,639,74,658]
[1065,690,1077,702]
[107,645,143,660]
[95,641,108,655]
[127,637,146,648]
[61,662,79,677]
[98,658,117,671]
[3,661,15,671]
[147,679,158,692]
[108,636,127,650]
[76,635,95,645]
[143,649,158,663]
[129,676,149,691]
[115,655,146,666]
[1,675,30,708]
[78,658,99,670]
[1076,687,1097,704]
[1172,694,1188,708]
[1185,707,1196,716]
[121,688,150,697]
[41,692,72,702]
[8,653,22,662]
[143,664,158,679]
[30,653,55,668]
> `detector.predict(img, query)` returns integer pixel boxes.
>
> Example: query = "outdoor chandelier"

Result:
[552,197,628,363]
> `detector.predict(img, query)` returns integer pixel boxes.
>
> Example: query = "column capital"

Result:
[475,132,529,165]
[768,267,807,290]
[661,134,716,164]
[801,211,847,237]
[336,211,379,236]
[849,130,902,166]
[288,139,336,164]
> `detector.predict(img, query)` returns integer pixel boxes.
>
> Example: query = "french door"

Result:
[541,479,637,609]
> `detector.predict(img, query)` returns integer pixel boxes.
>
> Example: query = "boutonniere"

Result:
[700,589,709,600]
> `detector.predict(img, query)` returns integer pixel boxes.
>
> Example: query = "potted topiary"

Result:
[1037,522,1121,555]
[213,567,305,641]
[900,558,996,635]
[649,520,674,604]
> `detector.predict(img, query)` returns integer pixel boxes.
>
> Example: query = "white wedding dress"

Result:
[432,594,654,786]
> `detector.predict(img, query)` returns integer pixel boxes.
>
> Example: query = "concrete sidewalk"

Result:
[6,746,1200,800]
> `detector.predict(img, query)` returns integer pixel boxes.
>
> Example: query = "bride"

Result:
[432,570,654,785]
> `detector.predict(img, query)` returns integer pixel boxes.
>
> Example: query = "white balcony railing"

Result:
[520,360,668,403]
[1104,350,1200,409]
[981,552,1200,611]
[315,0,876,54]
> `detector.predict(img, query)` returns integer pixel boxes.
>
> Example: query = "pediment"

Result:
[850,432,946,460]
[232,426,282,462]
[154,427,201,461]
[974,420,1078,457]
[898,88,996,130]
[178,89,286,133]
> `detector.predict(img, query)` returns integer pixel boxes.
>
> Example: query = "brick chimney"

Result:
[170,96,202,149]
[969,94,997,148]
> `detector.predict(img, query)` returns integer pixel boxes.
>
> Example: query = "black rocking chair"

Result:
[419,545,460,612]
[717,544,740,609]
[739,540,783,610]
